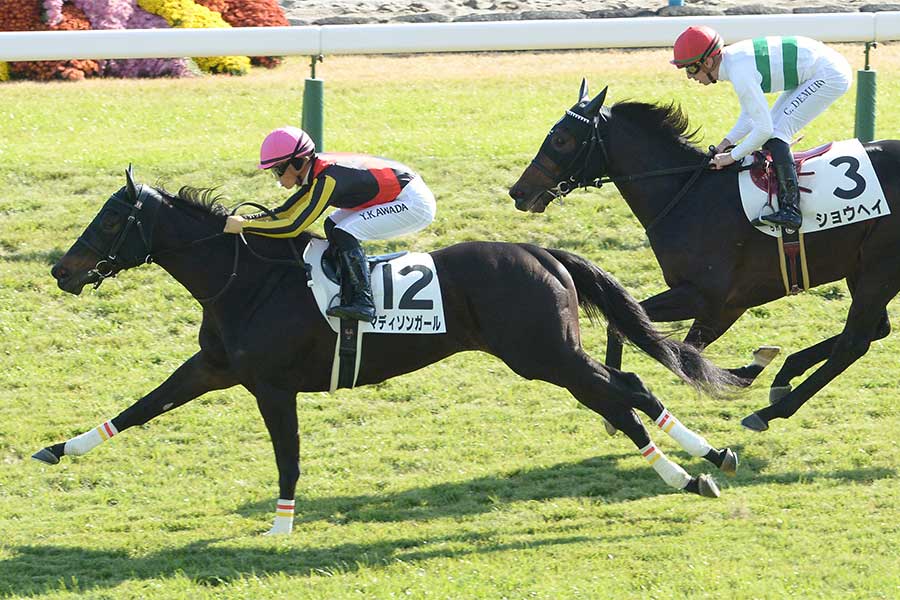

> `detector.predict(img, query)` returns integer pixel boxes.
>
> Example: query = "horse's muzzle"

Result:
[51,262,98,295]
[509,185,551,213]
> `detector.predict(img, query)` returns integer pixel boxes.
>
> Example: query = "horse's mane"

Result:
[610,101,704,154]
[155,184,324,245]
[155,185,230,217]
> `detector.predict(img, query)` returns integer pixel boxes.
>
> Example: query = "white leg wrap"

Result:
[640,442,691,489]
[265,498,295,535]
[656,410,711,458]
[63,420,117,456]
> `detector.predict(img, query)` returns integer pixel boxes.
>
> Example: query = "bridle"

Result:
[74,187,303,306]
[528,108,607,199]
[531,105,714,233]
[75,188,161,289]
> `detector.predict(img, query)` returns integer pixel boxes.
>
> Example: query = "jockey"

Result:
[224,126,436,322]
[671,26,852,230]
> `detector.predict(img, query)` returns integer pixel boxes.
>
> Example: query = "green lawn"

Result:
[1,46,898,599]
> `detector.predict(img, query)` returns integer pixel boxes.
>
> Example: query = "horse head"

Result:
[509,79,608,213]
[51,165,164,294]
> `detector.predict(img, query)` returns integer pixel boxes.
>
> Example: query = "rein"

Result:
[173,201,307,305]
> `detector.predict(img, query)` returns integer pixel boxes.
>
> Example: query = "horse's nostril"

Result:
[51,264,67,280]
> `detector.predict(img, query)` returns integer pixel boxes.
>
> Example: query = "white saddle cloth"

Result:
[302,238,447,335]
[738,139,889,238]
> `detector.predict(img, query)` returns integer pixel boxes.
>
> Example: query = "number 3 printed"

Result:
[829,156,866,200]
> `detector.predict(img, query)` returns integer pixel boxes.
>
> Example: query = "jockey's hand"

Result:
[714,138,734,154]
[224,215,245,234]
[709,153,736,170]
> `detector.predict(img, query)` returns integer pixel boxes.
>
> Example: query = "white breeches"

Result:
[329,176,436,241]
[770,49,852,144]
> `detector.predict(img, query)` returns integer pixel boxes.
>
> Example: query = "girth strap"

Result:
[330,320,362,391]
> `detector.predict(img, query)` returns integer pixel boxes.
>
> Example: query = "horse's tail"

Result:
[548,248,742,397]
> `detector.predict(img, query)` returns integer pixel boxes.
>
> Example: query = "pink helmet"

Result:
[257,126,315,170]
[671,25,723,67]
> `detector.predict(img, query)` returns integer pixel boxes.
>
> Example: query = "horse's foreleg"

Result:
[685,308,779,387]
[253,385,300,536]
[32,351,237,465]
[605,285,705,370]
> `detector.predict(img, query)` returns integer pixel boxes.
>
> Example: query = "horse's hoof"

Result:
[696,474,721,498]
[769,385,792,405]
[719,448,739,477]
[752,346,781,367]
[602,418,617,437]
[32,447,61,465]
[741,413,769,432]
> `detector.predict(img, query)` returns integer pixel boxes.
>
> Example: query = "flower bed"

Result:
[0,0,100,81]
[138,0,251,75]
[1,0,289,81]
[195,0,288,67]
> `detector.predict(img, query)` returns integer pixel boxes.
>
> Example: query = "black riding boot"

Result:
[758,138,802,231]
[326,228,376,322]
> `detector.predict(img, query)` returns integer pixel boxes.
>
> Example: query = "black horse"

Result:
[35,168,740,534]
[509,81,900,432]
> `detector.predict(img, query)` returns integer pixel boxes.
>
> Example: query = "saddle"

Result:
[747,142,832,197]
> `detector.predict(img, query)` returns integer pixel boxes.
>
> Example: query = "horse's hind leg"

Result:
[607,370,738,477]
[601,403,721,498]
[746,276,898,430]
[547,352,730,497]
[684,308,778,387]
[768,310,890,404]
[32,351,237,465]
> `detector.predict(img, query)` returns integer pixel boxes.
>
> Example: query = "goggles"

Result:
[684,61,703,76]
[271,160,291,178]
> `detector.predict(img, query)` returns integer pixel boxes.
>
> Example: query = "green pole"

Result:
[854,42,876,143]
[302,55,325,151]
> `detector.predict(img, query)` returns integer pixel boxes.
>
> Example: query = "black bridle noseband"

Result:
[533,106,714,233]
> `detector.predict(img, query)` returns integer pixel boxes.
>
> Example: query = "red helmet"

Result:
[671,25,723,68]
[257,126,315,170]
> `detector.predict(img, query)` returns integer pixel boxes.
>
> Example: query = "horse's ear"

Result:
[584,86,608,116]
[125,164,138,202]
[578,78,589,102]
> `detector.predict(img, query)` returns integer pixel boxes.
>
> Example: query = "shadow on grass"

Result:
[1,455,892,597]
[0,531,602,597]
[237,451,895,525]
[0,248,66,265]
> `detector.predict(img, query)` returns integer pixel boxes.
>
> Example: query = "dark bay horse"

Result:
[509,81,900,433]
[35,168,740,534]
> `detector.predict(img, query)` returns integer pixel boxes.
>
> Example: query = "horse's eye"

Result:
[553,135,566,147]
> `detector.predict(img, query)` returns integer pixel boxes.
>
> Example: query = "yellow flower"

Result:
[137,0,250,75]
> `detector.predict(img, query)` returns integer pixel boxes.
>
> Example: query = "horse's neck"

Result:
[158,230,313,308]
[153,228,247,304]
[606,135,704,229]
